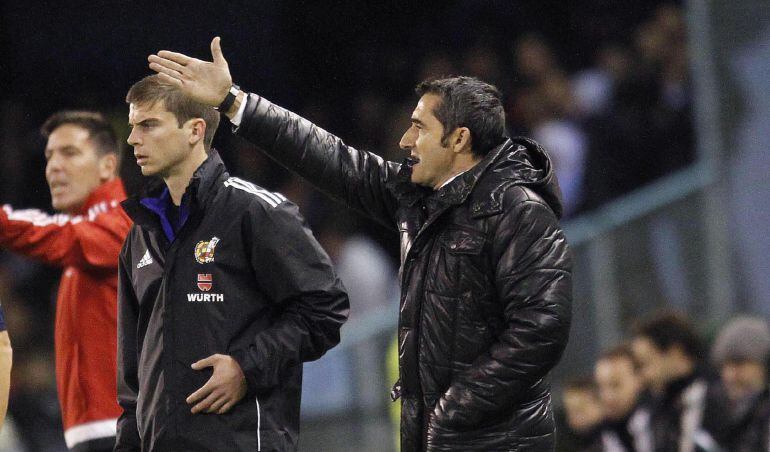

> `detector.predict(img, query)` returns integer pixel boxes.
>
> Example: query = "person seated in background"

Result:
[0,303,10,432]
[594,344,653,452]
[562,377,605,452]
[703,316,770,451]
[631,311,716,452]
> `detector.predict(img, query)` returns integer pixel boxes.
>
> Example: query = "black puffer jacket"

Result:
[235,94,572,451]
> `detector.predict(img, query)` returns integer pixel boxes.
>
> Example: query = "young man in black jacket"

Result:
[148,37,572,451]
[116,74,349,451]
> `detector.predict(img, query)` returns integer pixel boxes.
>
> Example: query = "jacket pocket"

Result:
[453,294,494,366]
[429,228,487,296]
[419,291,459,395]
[440,227,485,255]
[427,413,523,451]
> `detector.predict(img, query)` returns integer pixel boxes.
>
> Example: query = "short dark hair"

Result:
[41,110,119,156]
[415,76,506,157]
[564,376,598,394]
[126,74,220,150]
[598,343,639,370]
[632,311,703,359]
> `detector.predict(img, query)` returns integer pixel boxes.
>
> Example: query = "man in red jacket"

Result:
[0,111,132,451]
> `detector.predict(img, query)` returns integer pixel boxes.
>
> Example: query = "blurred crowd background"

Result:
[1,0,769,450]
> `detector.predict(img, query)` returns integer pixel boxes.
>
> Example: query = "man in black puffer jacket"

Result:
[148,37,572,451]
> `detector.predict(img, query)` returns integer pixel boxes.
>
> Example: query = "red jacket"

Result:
[0,178,131,449]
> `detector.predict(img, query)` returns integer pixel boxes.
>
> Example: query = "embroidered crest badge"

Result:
[194,236,220,264]
[197,274,213,292]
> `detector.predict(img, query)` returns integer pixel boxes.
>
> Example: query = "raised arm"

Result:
[0,203,131,270]
[148,38,403,228]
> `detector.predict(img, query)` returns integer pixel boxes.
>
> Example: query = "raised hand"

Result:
[148,36,233,107]
[186,353,247,414]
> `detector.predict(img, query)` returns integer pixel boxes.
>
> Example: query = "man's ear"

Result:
[187,118,207,147]
[98,153,118,182]
[451,127,472,154]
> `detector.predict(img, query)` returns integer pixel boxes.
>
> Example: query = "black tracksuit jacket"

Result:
[115,151,349,451]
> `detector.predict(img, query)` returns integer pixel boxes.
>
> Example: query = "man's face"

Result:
[399,93,456,189]
[127,101,193,178]
[563,388,604,434]
[721,359,767,402]
[631,337,669,394]
[595,357,643,421]
[45,124,112,213]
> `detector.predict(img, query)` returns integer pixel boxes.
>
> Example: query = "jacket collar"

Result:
[75,178,127,215]
[121,149,228,226]
[388,136,565,221]
[433,140,507,206]
[428,136,565,218]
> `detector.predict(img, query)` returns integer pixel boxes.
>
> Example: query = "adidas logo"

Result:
[136,250,153,269]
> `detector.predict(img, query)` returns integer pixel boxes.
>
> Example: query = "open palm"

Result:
[148,36,233,107]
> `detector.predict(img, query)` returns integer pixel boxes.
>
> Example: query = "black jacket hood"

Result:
[474,137,565,219]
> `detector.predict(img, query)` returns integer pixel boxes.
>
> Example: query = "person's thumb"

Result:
[211,36,227,66]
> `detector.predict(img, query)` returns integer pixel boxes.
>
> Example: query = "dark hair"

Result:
[415,76,506,157]
[564,376,598,394]
[41,111,119,156]
[125,74,220,150]
[598,343,639,370]
[632,311,702,359]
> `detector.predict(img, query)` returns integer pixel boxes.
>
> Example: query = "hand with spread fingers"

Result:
[186,354,247,415]
[148,36,233,107]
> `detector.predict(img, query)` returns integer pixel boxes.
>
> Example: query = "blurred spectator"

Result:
[513,33,560,85]
[631,311,716,452]
[509,35,589,216]
[301,211,398,417]
[594,345,653,452]
[581,5,694,212]
[531,72,588,216]
[561,377,605,452]
[572,44,633,120]
[11,350,66,451]
[461,43,504,87]
[703,316,770,451]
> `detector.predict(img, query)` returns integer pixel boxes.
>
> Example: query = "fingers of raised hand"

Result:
[148,55,186,74]
[157,50,193,66]
[149,62,183,82]
[154,73,183,87]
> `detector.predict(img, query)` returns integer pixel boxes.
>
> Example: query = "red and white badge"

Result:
[197,274,213,292]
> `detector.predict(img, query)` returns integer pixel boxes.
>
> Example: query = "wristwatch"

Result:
[216,84,240,112]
